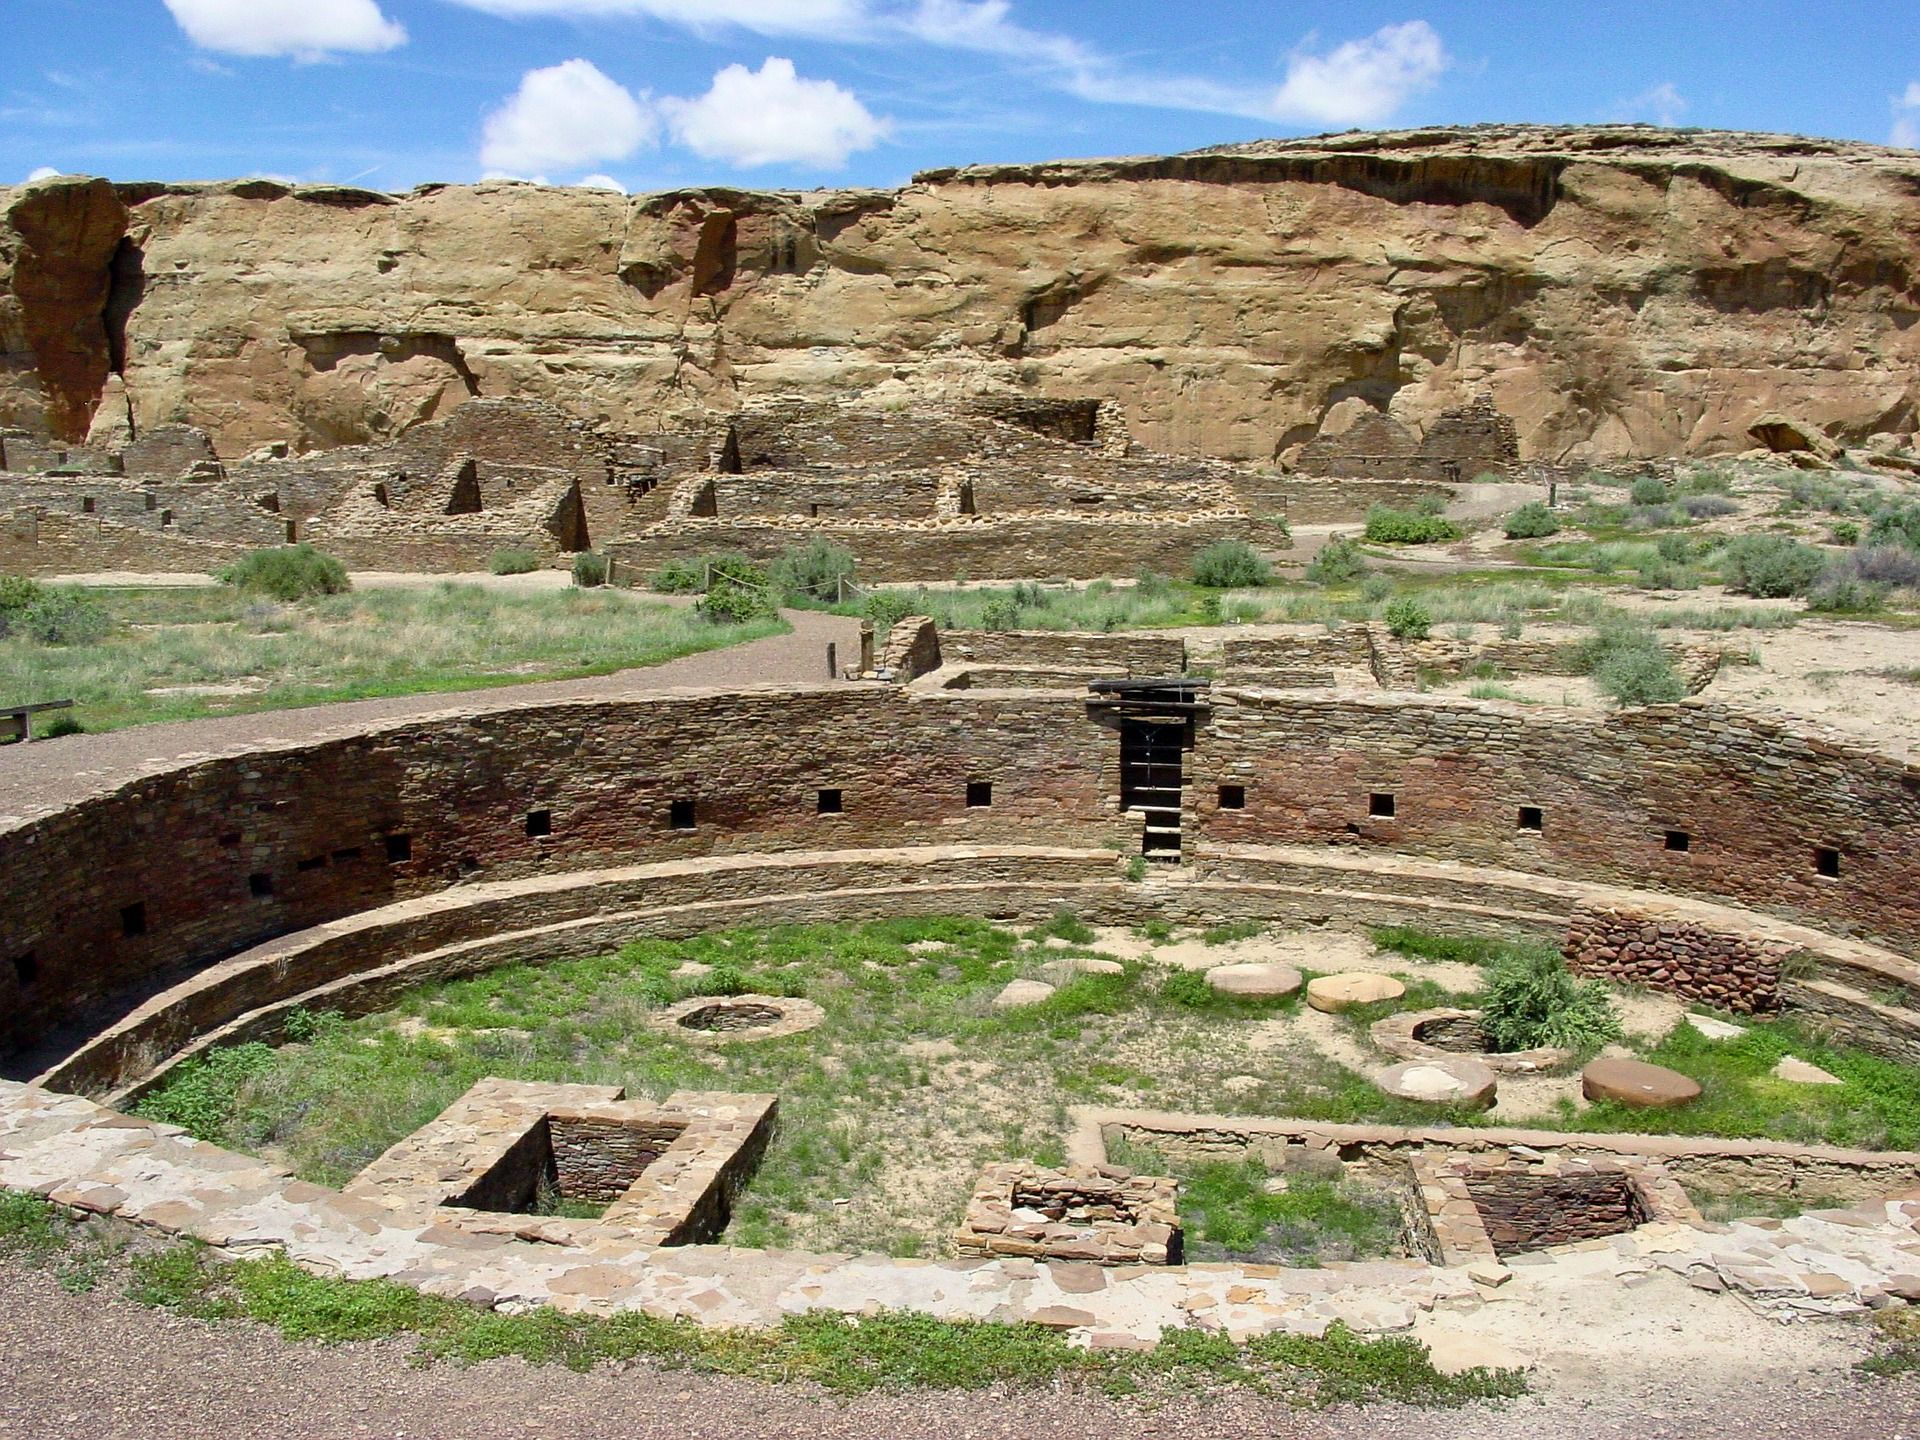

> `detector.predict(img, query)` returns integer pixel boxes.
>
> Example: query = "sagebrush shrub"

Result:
[488,548,541,576]
[770,538,857,602]
[1191,539,1272,588]
[1502,501,1559,540]
[1364,505,1461,545]
[216,545,351,601]
[1382,596,1432,640]
[1307,537,1370,585]
[1629,476,1670,506]
[1580,627,1686,707]
[1720,534,1826,598]
[570,552,609,588]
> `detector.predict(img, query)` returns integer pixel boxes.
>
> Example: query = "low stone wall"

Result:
[1564,905,1788,1014]
[1081,1108,1920,1204]
[607,512,1256,582]
[938,629,1187,676]
[954,1161,1181,1265]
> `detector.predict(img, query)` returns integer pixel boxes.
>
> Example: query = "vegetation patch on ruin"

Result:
[0,582,785,732]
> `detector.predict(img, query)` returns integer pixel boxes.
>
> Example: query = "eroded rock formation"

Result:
[2,126,1917,463]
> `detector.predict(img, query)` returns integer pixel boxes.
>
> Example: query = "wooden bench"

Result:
[0,699,74,742]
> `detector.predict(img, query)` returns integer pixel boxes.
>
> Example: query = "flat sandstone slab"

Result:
[1205,962,1303,999]
[1307,973,1406,1013]
[1377,1058,1497,1109]
[1582,1057,1702,1109]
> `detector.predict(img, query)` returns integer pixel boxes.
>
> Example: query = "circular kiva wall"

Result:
[4,683,1920,1094]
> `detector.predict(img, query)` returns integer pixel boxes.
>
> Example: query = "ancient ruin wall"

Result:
[5,129,1919,462]
[5,686,1920,1066]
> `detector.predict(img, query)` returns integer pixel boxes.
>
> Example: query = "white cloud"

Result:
[661,57,887,168]
[480,59,657,174]
[1616,81,1688,127]
[452,1,1447,131]
[25,166,61,182]
[576,173,628,191]
[161,0,405,60]
[1895,82,1920,149]
[446,0,866,36]
[1269,21,1448,126]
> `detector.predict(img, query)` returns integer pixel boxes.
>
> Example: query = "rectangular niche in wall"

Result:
[10,952,36,987]
[1664,830,1691,853]
[1369,792,1396,818]
[816,788,843,814]
[1815,846,1841,878]
[670,799,696,831]
[120,902,147,937]
[248,872,274,898]
[1218,784,1245,810]
[1518,806,1544,831]
[385,832,413,863]
[966,781,992,808]
[525,809,553,838]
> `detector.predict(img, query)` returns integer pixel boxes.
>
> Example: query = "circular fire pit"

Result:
[1370,1006,1574,1075]
[654,994,825,1044]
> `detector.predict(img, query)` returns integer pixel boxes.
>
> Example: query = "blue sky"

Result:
[5,0,1919,192]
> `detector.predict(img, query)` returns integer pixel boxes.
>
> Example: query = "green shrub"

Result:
[1478,949,1621,1053]
[696,584,768,624]
[1829,521,1862,547]
[1382,596,1431,640]
[1678,468,1734,496]
[1634,558,1697,592]
[1191,539,1272,588]
[1157,969,1215,1009]
[1629,475,1670,506]
[770,538,857,602]
[132,1042,279,1143]
[979,596,1020,631]
[1133,569,1172,599]
[570,552,609,588]
[1867,503,1920,553]
[15,588,111,645]
[38,712,84,739]
[1306,537,1369,585]
[1502,501,1559,539]
[1807,573,1886,614]
[0,575,43,632]
[1580,627,1686,707]
[488,548,541,576]
[1364,505,1461,545]
[215,545,351,602]
[651,559,703,594]
[1721,534,1827,598]
[861,592,914,631]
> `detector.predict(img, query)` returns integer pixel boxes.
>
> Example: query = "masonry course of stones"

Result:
[346,1078,778,1247]
[954,1161,1181,1266]
[1565,905,1791,1014]
[7,683,1920,1075]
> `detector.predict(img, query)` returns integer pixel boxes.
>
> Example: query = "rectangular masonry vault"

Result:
[1405,1148,1700,1264]
[345,1079,777,1246]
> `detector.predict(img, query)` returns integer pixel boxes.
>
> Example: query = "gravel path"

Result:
[1,1263,1915,1440]
[0,608,862,815]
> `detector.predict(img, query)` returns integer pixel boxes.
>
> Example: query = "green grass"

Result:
[0,584,784,731]
[134,917,1466,1255]
[3,1186,1523,1403]
[1108,1143,1402,1266]
[110,1231,1519,1402]
[1557,1013,1920,1151]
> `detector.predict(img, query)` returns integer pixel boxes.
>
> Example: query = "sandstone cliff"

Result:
[3,126,1917,464]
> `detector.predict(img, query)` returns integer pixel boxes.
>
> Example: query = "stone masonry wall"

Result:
[1195,690,1920,952]
[0,687,1125,1056]
[1564,905,1790,1013]
[6,685,1920,1066]
[937,629,1187,676]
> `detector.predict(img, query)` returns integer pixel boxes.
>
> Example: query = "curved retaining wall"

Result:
[5,684,1919,1074]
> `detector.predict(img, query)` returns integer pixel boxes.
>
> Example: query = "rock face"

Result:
[4,126,1918,461]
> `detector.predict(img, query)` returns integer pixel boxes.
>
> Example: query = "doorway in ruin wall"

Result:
[1089,679,1208,863]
